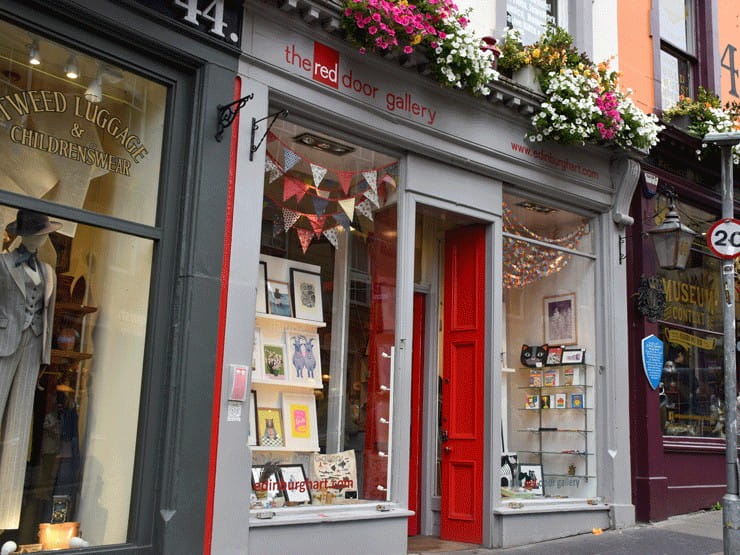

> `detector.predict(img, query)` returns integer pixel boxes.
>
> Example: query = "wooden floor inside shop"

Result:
[407,536,478,553]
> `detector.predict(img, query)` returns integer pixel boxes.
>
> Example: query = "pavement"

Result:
[413,509,726,554]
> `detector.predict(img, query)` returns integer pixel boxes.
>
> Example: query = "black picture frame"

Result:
[562,347,586,365]
[251,464,282,503]
[289,268,323,321]
[256,261,268,313]
[278,464,312,504]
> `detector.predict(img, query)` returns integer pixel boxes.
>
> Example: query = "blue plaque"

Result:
[641,334,664,390]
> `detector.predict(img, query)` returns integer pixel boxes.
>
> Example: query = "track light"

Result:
[28,40,40,66]
[64,55,79,79]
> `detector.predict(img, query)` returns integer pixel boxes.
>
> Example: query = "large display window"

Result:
[250,120,399,511]
[0,17,164,552]
[501,193,598,501]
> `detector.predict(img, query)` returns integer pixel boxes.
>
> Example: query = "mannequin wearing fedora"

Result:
[0,210,59,529]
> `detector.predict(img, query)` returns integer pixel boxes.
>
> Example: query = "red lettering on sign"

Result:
[313,42,339,89]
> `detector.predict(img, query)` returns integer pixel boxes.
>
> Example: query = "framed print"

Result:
[519,464,544,495]
[251,464,282,503]
[257,407,284,447]
[278,464,312,504]
[571,393,584,409]
[290,269,324,322]
[281,392,319,451]
[251,327,263,380]
[525,394,540,409]
[309,449,358,495]
[286,330,322,386]
[256,262,268,313]
[544,293,577,345]
[248,391,258,446]
[554,392,567,409]
[262,343,287,381]
[267,280,292,317]
[562,347,586,365]
[545,346,563,366]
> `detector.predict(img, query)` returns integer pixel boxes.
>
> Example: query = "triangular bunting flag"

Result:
[381,174,397,189]
[323,226,340,248]
[363,188,379,208]
[334,212,351,230]
[312,196,329,217]
[355,199,374,220]
[283,176,307,202]
[282,208,299,231]
[296,227,314,254]
[362,171,378,193]
[265,157,281,183]
[284,148,300,172]
[338,198,355,221]
[316,189,332,199]
[337,171,353,194]
[311,164,328,188]
[308,215,327,238]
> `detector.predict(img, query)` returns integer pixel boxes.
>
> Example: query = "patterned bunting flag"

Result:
[380,174,397,189]
[284,148,301,172]
[323,226,340,248]
[282,208,299,231]
[338,198,355,221]
[312,196,329,217]
[316,189,332,199]
[362,170,378,193]
[308,215,327,238]
[296,227,314,254]
[337,171,353,194]
[283,176,307,202]
[265,158,281,183]
[311,164,328,188]
[334,212,351,230]
[363,188,379,208]
[355,199,374,221]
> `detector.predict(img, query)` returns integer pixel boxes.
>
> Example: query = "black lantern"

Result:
[646,198,696,270]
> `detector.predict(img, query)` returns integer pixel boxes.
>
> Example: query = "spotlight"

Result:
[64,55,79,79]
[28,40,40,66]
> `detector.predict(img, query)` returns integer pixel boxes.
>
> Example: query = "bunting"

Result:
[311,196,329,217]
[355,199,374,221]
[282,208,299,231]
[265,158,282,183]
[296,227,314,254]
[308,214,327,238]
[283,176,308,202]
[362,170,378,193]
[337,171,353,194]
[323,226,340,248]
[338,198,355,221]
[311,164,328,188]
[284,148,300,172]
[363,188,379,208]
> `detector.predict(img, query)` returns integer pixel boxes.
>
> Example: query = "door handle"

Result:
[440,430,448,442]
[444,446,452,454]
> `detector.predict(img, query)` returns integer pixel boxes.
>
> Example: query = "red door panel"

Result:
[440,225,485,544]
[408,292,425,535]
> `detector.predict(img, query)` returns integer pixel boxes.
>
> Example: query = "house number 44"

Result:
[173,0,239,43]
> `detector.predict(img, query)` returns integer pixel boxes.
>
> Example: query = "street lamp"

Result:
[645,188,696,271]
[703,130,740,555]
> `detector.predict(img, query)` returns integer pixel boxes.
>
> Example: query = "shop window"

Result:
[652,199,736,438]
[251,120,399,510]
[501,193,597,500]
[0,18,164,551]
[506,0,558,45]
[659,0,696,109]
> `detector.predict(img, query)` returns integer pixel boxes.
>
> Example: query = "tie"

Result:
[14,245,39,271]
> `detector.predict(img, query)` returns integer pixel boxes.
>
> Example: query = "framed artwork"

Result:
[262,343,287,381]
[286,330,322,386]
[248,391,258,446]
[562,347,586,365]
[267,280,292,317]
[309,449,358,495]
[281,392,319,451]
[290,269,324,322]
[540,394,551,409]
[554,392,567,409]
[544,293,577,345]
[525,394,540,409]
[500,453,518,488]
[257,407,284,447]
[278,464,312,504]
[545,346,563,366]
[571,393,584,409]
[519,464,544,495]
[251,465,282,503]
[251,327,263,380]
[256,262,268,313]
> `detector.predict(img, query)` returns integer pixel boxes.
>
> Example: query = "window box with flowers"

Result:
[497,25,664,152]
[340,0,499,96]
[662,87,740,164]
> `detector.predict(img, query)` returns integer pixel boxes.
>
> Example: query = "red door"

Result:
[408,292,425,535]
[440,225,485,544]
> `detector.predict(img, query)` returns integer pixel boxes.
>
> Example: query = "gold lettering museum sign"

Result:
[0,90,149,177]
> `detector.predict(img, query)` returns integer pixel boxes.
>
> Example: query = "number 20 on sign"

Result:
[707,218,740,259]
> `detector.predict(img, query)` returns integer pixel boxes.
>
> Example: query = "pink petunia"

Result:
[404,45,413,54]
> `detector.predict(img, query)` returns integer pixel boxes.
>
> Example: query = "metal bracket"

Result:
[250,110,288,161]
[215,94,254,142]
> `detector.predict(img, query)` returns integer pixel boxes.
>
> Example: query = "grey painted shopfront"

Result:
[209,2,637,553]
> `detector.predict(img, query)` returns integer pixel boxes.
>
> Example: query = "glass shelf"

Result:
[518,450,592,456]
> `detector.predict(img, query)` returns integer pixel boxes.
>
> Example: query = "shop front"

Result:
[628,131,740,522]
[0,1,238,553]
[208,2,638,552]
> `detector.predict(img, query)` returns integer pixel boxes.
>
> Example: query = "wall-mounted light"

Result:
[646,195,696,270]
[28,40,40,66]
[64,55,79,79]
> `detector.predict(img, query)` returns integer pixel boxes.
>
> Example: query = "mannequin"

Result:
[0,209,60,529]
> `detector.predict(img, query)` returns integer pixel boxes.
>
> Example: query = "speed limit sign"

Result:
[707,218,740,258]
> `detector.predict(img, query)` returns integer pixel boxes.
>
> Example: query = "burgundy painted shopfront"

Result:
[627,129,740,522]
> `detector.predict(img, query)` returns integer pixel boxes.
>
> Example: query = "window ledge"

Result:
[495,498,608,516]
[249,502,413,527]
